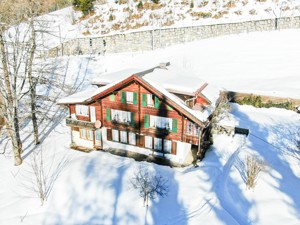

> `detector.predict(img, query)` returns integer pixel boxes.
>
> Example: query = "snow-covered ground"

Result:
[1,8,300,225]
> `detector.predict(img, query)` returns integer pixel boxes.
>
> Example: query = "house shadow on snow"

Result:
[42,152,188,225]
[203,142,254,225]
[230,103,300,222]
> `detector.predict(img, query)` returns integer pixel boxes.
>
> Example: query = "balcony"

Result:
[66,117,95,129]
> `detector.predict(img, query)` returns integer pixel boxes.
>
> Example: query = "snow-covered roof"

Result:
[92,64,220,106]
[143,78,213,122]
[58,62,222,123]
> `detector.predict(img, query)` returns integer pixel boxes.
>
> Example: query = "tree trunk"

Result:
[0,29,23,165]
[28,20,39,145]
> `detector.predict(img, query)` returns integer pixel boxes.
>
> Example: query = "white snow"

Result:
[1,5,300,225]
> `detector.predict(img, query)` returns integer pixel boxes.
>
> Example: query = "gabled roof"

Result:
[92,64,220,106]
[58,64,219,126]
[58,73,216,126]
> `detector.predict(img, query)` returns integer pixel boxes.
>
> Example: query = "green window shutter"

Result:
[133,92,138,105]
[109,94,115,101]
[106,108,111,121]
[131,112,135,126]
[144,114,150,128]
[142,93,147,107]
[172,118,178,133]
[121,91,126,104]
[155,96,160,108]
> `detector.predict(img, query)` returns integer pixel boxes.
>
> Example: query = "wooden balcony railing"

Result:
[66,117,95,129]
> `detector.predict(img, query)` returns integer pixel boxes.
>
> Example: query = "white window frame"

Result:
[76,105,89,116]
[154,137,162,151]
[145,136,152,149]
[126,92,134,104]
[147,94,154,107]
[87,130,94,140]
[112,129,119,142]
[186,121,200,136]
[129,132,136,145]
[150,115,172,130]
[120,131,127,143]
[164,139,172,153]
[111,109,131,124]
[95,129,101,141]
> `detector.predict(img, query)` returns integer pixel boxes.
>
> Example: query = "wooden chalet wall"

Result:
[67,79,204,153]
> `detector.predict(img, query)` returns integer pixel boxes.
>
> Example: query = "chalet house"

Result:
[58,63,221,166]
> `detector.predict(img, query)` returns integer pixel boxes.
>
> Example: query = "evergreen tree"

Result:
[73,0,95,15]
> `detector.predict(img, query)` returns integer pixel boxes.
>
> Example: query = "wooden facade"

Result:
[62,73,216,164]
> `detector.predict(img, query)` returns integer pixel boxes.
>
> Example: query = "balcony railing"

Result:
[66,117,95,129]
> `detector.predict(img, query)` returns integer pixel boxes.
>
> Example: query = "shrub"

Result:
[237,95,293,110]
[151,0,160,4]
[245,155,265,190]
[190,1,194,8]
[137,0,143,9]
[73,0,95,15]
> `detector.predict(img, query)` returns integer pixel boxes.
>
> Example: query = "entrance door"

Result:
[90,106,96,122]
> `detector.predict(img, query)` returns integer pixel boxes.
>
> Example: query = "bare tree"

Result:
[0,0,32,165]
[211,93,231,125]
[245,155,265,190]
[130,165,169,207]
[18,146,70,205]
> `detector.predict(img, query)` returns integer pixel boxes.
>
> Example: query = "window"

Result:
[80,129,87,139]
[164,139,172,153]
[150,115,172,130]
[145,136,152,149]
[186,121,200,136]
[120,131,127,143]
[129,132,136,145]
[80,129,93,140]
[112,129,119,142]
[126,92,134,104]
[76,105,89,116]
[111,109,133,124]
[154,138,162,151]
[95,129,101,141]
[122,91,138,105]
[87,130,93,140]
[147,94,154,107]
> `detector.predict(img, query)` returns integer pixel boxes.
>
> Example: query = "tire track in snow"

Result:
[214,135,249,225]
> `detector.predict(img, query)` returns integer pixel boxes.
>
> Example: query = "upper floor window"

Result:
[144,114,177,133]
[121,91,138,105]
[76,105,89,116]
[186,121,200,136]
[150,115,173,130]
[142,93,159,108]
[111,109,134,125]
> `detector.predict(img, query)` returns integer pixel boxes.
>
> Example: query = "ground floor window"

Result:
[95,129,101,141]
[87,130,93,140]
[129,132,136,145]
[154,137,162,151]
[112,129,119,142]
[80,129,94,141]
[164,139,172,153]
[145,136,152,149]
[120,130,127,143]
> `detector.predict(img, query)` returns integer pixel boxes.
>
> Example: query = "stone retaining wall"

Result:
[48,16,300,57]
